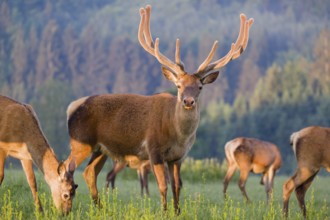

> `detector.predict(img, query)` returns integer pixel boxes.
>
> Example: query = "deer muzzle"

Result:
[183,97,196,110]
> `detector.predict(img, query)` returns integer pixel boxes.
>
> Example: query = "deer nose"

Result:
[183,97,195,109]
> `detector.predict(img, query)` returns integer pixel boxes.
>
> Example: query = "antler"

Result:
[138,5,253,78]
[138,5,185,75]
[196,14,254,77]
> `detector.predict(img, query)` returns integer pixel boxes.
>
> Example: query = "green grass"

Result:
[0,168,329,219]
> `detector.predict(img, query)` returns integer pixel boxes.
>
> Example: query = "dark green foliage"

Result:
[30,79,75,159]
[194,51,330,174]
[0,0,329,173]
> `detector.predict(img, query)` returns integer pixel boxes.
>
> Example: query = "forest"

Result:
[0,0,329,174]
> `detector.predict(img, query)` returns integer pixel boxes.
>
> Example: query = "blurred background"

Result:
[0,0,329,174]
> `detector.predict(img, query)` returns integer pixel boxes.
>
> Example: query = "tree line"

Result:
[0,0,329,173]
[193,29,330,174]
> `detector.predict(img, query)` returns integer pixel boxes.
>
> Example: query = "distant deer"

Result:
[106,160,174,196]
[283,126,330,218]
[106,160,151,196]
[223,137,282,203]
[0,95,77,215]
[65,5,253,212]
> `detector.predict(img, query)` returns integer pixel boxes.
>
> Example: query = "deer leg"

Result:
[260,173,266,185]
[152,163,168,211]
[137,170,144,196]
[263,174,270,202]
[238,169,250,202]
[20,159,43,212]
[106,161,126,190]
[83,151,107,205]
[137,167,150,196]
[105,169,114,189]
[295,171,318,218]
[282,172,297,217]
[142,167,149,196]
[265,168,275,204]
[223,163,237,199]
[283,169,317,218]
[167,161,182,214]
[66,139,93,168]
[0,150,6,185]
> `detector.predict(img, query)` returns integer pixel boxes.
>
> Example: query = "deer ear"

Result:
[57,162,67,179]
[57,160,76,179]
[161,66,178,83]
[67,159,76,175]
[200,71,219,85]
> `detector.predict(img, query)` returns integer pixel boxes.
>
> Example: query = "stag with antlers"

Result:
[65,5,253,213]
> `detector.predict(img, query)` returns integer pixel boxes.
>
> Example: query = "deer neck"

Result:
[27,137,60,185]
[174,101,200,138]
[42,149,60,186]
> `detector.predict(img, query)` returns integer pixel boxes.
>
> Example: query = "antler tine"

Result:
[138,5,184,75]
[232,14,247,52]
[197,41,219,73]
[196,15,245,74]
[212,43,236,69]
[196,13,253,76]
[232,17,254,59]
[175,39,185,70]
[213,14,253,69]
[138,8,154,55]
[154,38,183,74]
[200,43,235,74]
[144,5,154,47]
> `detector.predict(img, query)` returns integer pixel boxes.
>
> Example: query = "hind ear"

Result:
[57,159,76,179]
[68,159,76,175]
[57,162,67,179]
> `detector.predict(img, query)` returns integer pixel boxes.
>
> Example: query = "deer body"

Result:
[68,93,198,164]
[66,5,253,213]
[223,137,282,202]
[0,95,77,215]
[67,92,199,210]
[283,126,330,218]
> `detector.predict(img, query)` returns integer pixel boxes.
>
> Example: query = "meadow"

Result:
[0,161,329,220]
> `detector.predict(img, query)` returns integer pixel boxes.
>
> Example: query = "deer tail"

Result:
[290,132,299,156]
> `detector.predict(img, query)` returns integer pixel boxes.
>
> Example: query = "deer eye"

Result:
[177,85,181,89]
[199,86,203,90]
[63,193,70,200]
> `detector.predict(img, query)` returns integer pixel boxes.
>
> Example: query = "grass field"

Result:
[0,168,329,220]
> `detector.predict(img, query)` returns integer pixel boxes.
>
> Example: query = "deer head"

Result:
[51,160,78,215]
[138,5,254,110]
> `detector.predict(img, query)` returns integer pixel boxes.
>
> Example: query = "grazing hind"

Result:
[223,137,282,203]
[0,95,77,215]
